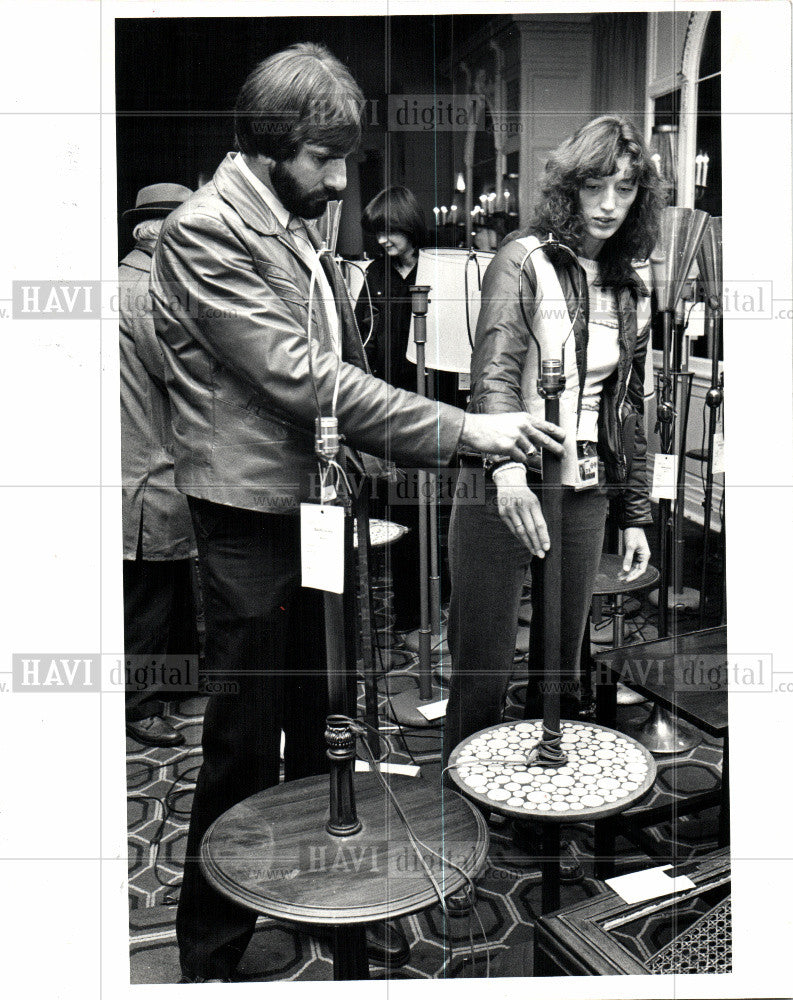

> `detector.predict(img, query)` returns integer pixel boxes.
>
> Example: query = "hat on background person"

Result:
[122,183,192,225]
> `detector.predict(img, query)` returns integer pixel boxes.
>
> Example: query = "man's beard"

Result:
[271,160,329,219]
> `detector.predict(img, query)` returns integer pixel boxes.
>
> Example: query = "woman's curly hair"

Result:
[529,115,665,289]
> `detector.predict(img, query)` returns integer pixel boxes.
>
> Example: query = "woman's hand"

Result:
[620,527,650,582]
[493,464,549,557]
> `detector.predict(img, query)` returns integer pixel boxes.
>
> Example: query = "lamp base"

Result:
[399,629,449,659]
[386,684,446,728]
[622,702,701,755]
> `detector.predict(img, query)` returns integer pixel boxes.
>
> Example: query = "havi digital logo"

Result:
[12,654,99,691]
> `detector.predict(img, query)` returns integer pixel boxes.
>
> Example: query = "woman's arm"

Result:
[472,240,565,552]
[618,298,654,529]
[469,240,537,415]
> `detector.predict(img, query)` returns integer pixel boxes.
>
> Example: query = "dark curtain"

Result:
[592,13,647,127]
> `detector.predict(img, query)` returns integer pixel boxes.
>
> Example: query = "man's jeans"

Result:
[444,467,608,763]
[176,498,330,980]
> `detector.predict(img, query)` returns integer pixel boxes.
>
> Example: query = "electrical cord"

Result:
[371,617,420,766]
[128,752,201,903]
[305,247,344,421]
[463,251,484,350]
[340,258,375,347]
[517,235,583,378]
[337,715,492,977]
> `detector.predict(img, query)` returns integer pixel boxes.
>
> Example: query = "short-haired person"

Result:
[445,115,663,763]
[357,186,435,633]
[149,43,563,983]
[359,185,427,391]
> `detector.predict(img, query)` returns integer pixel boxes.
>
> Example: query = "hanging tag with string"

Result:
[300,224,347,594]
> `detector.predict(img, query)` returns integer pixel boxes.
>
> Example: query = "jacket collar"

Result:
[213,152,284,237]
[625,266,649,298]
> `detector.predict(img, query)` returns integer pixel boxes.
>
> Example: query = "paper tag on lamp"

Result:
[651,454,677,500]
[406,248,495,373]
[713,433,725,475]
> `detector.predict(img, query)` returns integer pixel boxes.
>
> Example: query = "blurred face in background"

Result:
[375,230,414,265]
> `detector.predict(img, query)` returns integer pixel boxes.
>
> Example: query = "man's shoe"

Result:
[178,976,231,983]
[306,919,410,968]
[364,919,411,967]
[126,715,185,748]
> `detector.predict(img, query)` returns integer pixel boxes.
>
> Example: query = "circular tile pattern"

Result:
[448,720,657,823]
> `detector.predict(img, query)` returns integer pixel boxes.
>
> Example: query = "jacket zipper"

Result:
[575,261,588,424]
[615,291,630,480]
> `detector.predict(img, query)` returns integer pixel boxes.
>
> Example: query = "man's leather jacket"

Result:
[149,154,464,513]
[469,237,653,528]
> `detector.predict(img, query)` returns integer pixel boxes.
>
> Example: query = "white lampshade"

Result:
[406,248,495,373]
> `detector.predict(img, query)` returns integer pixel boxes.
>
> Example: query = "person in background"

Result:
[357,187,432,634]
[358,186,426,391]
[119,182,198,747]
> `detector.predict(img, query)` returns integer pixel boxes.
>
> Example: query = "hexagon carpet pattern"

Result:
[128,589,726,981]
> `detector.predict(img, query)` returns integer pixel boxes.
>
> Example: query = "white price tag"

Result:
[606,865,696,905]
[684,303,706,340]
[651,453,677,500]
[300,503,345,594]
[712,432,725,475]
[417,698,448,721]
[457,371,471,392]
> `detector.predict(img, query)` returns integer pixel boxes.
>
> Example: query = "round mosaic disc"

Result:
[448,720,657,822]
[353,518,408,550]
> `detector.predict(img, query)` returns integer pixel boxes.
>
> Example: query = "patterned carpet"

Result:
[127,582,726,982]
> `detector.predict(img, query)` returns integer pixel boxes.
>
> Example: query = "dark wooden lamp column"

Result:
[200,398,488,980]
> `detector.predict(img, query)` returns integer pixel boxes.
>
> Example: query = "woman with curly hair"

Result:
[444,115,664,760]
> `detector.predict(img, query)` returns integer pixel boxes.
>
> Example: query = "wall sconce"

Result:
[694,151,710,203]
[502,173,518,217]
[651,123,678,205]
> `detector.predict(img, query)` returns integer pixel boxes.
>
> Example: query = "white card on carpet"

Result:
[606,865,696,904]
[417,698,448,721]
[355,761,420,777]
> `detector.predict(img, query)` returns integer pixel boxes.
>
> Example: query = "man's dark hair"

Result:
[361,185,428,250]
[235,43,364,161]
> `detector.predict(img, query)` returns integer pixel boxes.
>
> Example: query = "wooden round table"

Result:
[201,773,489,979]
[447,720,656,913]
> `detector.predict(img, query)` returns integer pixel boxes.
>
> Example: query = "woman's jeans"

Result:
[444,465,608,763]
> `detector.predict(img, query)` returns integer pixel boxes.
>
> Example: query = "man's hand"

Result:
[492,464,549,557]
[620,527,650,583]
[461,412,565,462]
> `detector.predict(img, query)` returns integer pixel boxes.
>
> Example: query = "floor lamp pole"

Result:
[386,285,445,727]
[699,307,724,627]
[537,360,567,766]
